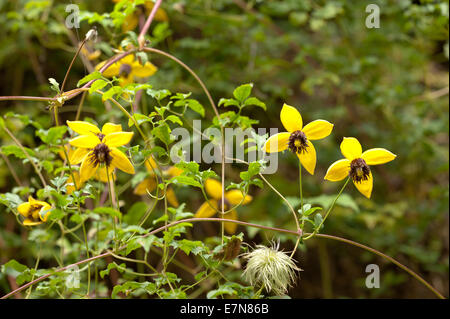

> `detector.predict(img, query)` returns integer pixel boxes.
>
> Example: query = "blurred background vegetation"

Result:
[0,0,448,298]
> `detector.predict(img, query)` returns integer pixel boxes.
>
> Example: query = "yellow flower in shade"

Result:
[263,104,334,175]
[95,53,157,87]
[113,0,169,32]
[81,47,101,61]
[67,121,135,183]
[17,196,52,226]
[194,179,253,234]
[134,157,182,207]
[324,137,397,198]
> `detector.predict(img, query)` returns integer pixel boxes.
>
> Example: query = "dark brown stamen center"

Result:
[218,198,231,211]
[288,130,309,154]
[119,63,132,77]
[349,158,371,183]
[97,133,105,141]
[91,143,112,167]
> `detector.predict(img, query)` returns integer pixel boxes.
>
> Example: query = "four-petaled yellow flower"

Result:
[194,179,253,234]
[324,137,396,198]
[18,196,52,226]
[264,103,334,175]
[134,157,182,207]
[112,0,169,32]
[95,53,157,87]
[67,121,135,183]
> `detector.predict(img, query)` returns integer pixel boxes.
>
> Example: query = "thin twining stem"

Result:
[138,0,163,49]
[302,177,350,241]
[2,125,47,187]
[1,217,444,299]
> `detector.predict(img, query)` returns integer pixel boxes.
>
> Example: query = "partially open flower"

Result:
[242,242,301,296]
[17,196,52,226]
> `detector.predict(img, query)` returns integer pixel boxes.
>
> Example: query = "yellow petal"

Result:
[66,172,83,194]
[324,159,350,182]
[95,60,120,77]
[224,210,238,234]
[110,147,135,174]
[80,152,98,182]
[39,204,52,222]
[361,148,397,166]
[122,13,139,32]
[280,103,303,132]
[145,1,169,21]
[23,219,43,226]
[297,140,316,175]
[104,132,134,147]
[70,148,89,165]
[340,137,362,161]
[131,61,158,78]
[194,201,218,218]
[225,190,253,206]
[205,179,223,200]
[69,135,100,149]
[67,120,100,136]
[302,120,334,141]
[118,74,134,87]
[134,178,157,195]
[353,171,373,198]
[144,157,158,175]
[95,167,115,183]
[102,123,123,135]
[166,187,179,207]
[17,202,31,217]
[166,166,183,177]
[263,132,290,153]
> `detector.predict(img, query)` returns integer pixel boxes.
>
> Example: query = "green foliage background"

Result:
[0,0,448,298]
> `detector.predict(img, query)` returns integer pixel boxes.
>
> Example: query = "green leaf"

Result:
[89,79,108,94]
[243,97,266,110]
[169,175,202,188]
[36,126,67,145]
[233,83,253,103]
[77,71,105,87]
[48,78,60,93]
[218,98,240,107]
[151,123,173,145]
[171,239,206,255]
[93,207,122,219]
[165,115,183,126]
[100,262,126,279]
[1,145,35,159]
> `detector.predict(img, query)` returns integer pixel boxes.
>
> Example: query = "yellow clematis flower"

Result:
[95,53,157,87]
[67,121,135,183]
[59,144,116,194]
[17,196,52,226]
[324,137,396,198]
[194,179,253,234]
[113,0,169,32]
[134,157,182,207]
[263,103,334,175]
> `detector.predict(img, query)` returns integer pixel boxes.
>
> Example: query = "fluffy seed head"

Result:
[241,242,301,296]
